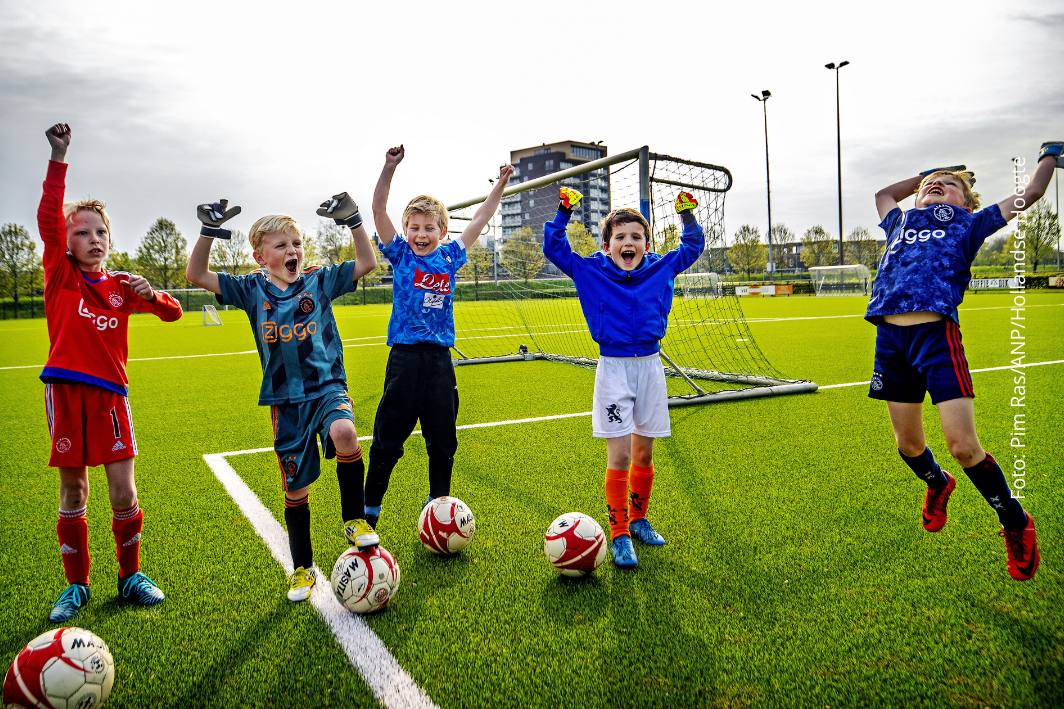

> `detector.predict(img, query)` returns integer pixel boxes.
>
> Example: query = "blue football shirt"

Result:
[866,203,1006,324]
[217,262,356,405]
[380,237,466,347]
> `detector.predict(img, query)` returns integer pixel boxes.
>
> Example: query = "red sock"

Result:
[112,502,143,578]
[604,468,629,540]
[629,464,655,521]
[57,507,90,585]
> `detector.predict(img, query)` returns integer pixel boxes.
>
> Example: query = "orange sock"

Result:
[604,468,629,539]
[629,464,654,521]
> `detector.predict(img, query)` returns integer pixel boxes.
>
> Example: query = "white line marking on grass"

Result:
[203,452,438,709]
[818,359,1064,390]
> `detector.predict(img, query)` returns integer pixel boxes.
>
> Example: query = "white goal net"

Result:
[809,264,872,296]
[446,146,816,404]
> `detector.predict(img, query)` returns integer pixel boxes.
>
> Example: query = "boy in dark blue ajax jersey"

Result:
[186,194,378,601]
[363,145,513,533]
[866,141,1062,581]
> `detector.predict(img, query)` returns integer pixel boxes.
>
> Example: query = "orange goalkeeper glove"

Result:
[675,192,698,214]
[559,187,583,213]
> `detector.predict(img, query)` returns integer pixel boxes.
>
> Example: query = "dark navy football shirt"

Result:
[217,262,356,404]
[866,203,1006,324]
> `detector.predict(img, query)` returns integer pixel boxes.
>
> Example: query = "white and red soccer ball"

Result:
[544,512,607,577]
[418,496,476,555]
[331,545,401,614]
[3,627,114,709]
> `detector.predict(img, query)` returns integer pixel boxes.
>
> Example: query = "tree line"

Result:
[725,199,1061,277]
[0,218,387,313]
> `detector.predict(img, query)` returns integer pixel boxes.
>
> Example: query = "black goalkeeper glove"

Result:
[317,192,363,228]
[197,199,242,239]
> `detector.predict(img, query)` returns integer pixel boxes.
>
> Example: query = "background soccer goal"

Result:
[808,264,872,296]
[447,146,816,404]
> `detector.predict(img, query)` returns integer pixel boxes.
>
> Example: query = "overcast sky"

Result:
[2,0,1062,255]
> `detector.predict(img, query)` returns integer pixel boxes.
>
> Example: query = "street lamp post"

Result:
[825,60,849,265]
[751,89,773,276]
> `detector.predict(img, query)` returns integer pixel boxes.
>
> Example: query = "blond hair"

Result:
[63,199,111,238]
[248,214,302,251]
[917,170,980,210]
[402,195,448,233]
[600,207,650,247]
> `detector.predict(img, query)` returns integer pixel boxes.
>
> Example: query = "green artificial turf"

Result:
[1,291,1061,707]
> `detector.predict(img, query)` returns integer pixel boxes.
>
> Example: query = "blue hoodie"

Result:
[542,209,705,357]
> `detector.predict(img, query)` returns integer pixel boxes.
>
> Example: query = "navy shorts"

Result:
[270,387,356,492]
[869,320,974,405]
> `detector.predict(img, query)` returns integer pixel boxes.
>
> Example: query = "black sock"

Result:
[963,452,1027,529]
[336,450,365,522]
[900,447,948,488]
[428,456,454,500]
[284,501,313,569]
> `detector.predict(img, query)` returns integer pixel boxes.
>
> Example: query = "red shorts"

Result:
[44,382,138,467]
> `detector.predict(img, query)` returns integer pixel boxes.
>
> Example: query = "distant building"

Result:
[501,140,611,241]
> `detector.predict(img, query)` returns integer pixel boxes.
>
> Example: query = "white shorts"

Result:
[591,354,671,439]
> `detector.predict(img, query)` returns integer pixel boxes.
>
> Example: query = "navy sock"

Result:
[364,505,381,529]
[283,501,313,569]
[900,447,948,488]
[963,452,1027,529]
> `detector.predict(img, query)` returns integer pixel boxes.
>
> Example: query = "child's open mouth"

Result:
[621,249,637,265]
[927,186,944,196]
[285,258,298,275]
[413,239,430,251]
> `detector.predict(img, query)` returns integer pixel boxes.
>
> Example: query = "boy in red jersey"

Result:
[39,123,183,622]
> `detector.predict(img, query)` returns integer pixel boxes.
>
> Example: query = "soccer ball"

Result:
[331,545,400,614]
[418,496,476,555]
[3,627,114,709]
[544,512,607,577]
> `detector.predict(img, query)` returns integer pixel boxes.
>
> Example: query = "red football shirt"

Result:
[38,160,182,395]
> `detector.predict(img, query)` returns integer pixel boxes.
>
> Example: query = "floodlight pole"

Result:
[826,60,849,265]
[751,90,773,276]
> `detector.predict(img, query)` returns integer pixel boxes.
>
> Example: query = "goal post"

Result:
[808,264,872,296]
[446,146,817,405]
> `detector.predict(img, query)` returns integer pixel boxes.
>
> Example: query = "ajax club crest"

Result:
[932,204,955,222]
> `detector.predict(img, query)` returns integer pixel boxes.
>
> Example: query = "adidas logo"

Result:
[121,533,142,548]
[60,544,78,555]
[112,440,126,452]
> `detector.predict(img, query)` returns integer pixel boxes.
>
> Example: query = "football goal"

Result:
[446,146,816,405]
[809,264,872,296]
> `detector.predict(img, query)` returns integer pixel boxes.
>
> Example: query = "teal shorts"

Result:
[270,387,355,492]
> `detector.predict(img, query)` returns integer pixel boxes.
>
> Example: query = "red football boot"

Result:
[1000,513,1040,581]
[922,472,956,532]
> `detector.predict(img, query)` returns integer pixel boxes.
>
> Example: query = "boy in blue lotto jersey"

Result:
[867,141,1062,581]
[362,146,513,531]
[543,187,705,568]
[186,193,377,601]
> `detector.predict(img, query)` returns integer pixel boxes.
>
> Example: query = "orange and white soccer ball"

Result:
[544,512,607,577]
[331,545,401,614]
[418,496,476,555]
[3,627,114,709]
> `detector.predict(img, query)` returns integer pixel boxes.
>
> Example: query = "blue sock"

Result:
[364,505,381,528]
[900,447,948,488]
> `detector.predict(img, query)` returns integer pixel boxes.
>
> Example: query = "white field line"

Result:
[203,452,437,709]
[2,303,1061,372]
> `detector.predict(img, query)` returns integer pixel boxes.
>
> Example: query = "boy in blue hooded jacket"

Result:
[543,188,704,568]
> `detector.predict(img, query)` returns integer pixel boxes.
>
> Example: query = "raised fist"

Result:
[46,123,71,151]
[674,192,698,214]
[559,187,583,211]
[316,192,363,228]
[385,145,405,166]
[197,199,242,239]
